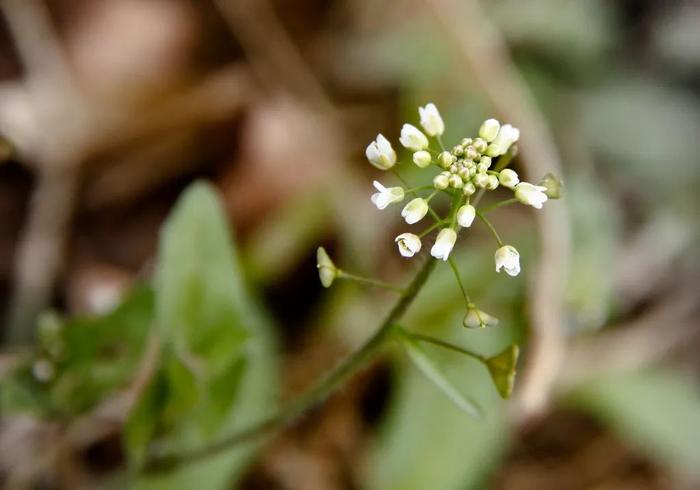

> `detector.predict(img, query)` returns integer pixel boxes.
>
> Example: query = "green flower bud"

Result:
[538,172,563,199]
[473,173,489,188]
[462,182,476,196]
[448,174,464,189]
[486,174,499,190]
[486,345,519,399]
[438,151,455,168]
[433,173,450,190]
[473,138,488,153]
[412,150,432,168]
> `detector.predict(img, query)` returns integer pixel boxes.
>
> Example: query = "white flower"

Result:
[418,103,444,137]
[499,169,519,188]
[495,245,520,277]
[485,124,520,157]
[317,247,339,287]
[371,181,405,210]
[479,118,500,142]
[399,124,429,151]
[456,204,476,228]
[365,134,397,170]
[431,228,457,261]
[463,307,499,328]
[514,182,548,209]
[401,198,429,224]
[395,233,422,257]
[412,150,432,168]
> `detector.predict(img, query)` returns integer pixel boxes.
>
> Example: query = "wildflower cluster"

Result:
[319,102,560,332]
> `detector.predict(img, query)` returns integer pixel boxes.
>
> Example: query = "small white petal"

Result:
[366,134,397,170]
[478,118,500,142]
[430,228,457,261]
[457,204,476,228]
[399,124,429,151]
[418,103,445,137]
[401,198,429,224]
[395,233,422,258]
[494,245,520,277]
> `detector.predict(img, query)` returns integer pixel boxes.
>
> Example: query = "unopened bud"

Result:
[433,172,450,190]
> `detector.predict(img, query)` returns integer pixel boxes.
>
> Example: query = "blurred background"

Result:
[0,0,699,489]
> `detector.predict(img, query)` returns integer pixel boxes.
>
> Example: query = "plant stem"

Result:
[476,211,504,247]
[392,169,441,222]
[447,257,471,304]
[480,197,518,214]
[405,331,487,363]
[338,271,405,293]
[143,257,439,474]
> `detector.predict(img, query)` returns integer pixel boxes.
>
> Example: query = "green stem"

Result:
[436,135,446,151]
[447,257,471,304]
[476,211,504,247]
[480,197,518,214]
[419,220,445,238]
[143,257,439,474]
[405,331,486,363]
[338,271,405,293]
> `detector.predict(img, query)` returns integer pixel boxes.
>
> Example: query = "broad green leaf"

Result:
[402,337,481,418]
[567,369,700,478]
[125,370,168,463]
[134,182,279,490]
[156,183,248,377]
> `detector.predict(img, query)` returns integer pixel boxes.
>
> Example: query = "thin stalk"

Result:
[476,211,504,247]
[406,331,487,363]
[338,271,405,293]
[480,197,518,214]
[447,257,471,304]
[143,257,439,474]
[418,220,445,238]
[436,135,446,151]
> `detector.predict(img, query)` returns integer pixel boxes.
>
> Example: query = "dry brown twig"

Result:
[422,0,572,421]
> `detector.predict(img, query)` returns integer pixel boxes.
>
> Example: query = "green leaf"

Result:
[402,337,481,419]
[133,181,279,490]
[567,369,700,478]
[125,371,168,463]
[155,182,249,377]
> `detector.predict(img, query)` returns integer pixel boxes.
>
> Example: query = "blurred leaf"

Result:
[567,369,700,478]
[134,181,279,490]
[492,0,615,71]
[402,336,481,418]
[156,183,249,377]
[125,371,168,463]
[161,355,198,429]
[580,76,700,190]
[566,176,620,330]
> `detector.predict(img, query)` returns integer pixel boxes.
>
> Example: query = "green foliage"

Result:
[567,369,700,479]
[0,286,154,417]
[401,335,481,418]
[130,182,279,490]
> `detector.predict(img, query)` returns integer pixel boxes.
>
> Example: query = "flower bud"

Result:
[473,173,489,188]
[370,180,405,210]
[473,138,488,153]
[418,102,445,137]
[430,228,457,261]
[448,174,463,189]
[462,182,476,196]
[395,233,422,258]
[460,137,473,147]
[463,306,499,329]
[478,156,492,169]
[538,172,562,199]
[465,146,478,160]
[486,174,499,190]
[412,150,432,168]
[438,151,455,168]
[494,245,520,277]
[317,247,339,287]
[366,133,397,170]
[401,198,429,224]
[498,168,519,189]
[433,173,449,190]
[485,124,520,157]
[514,182,548,209]
[479,118,500,142]
[399,124,429,151]
[456,204,476,228]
